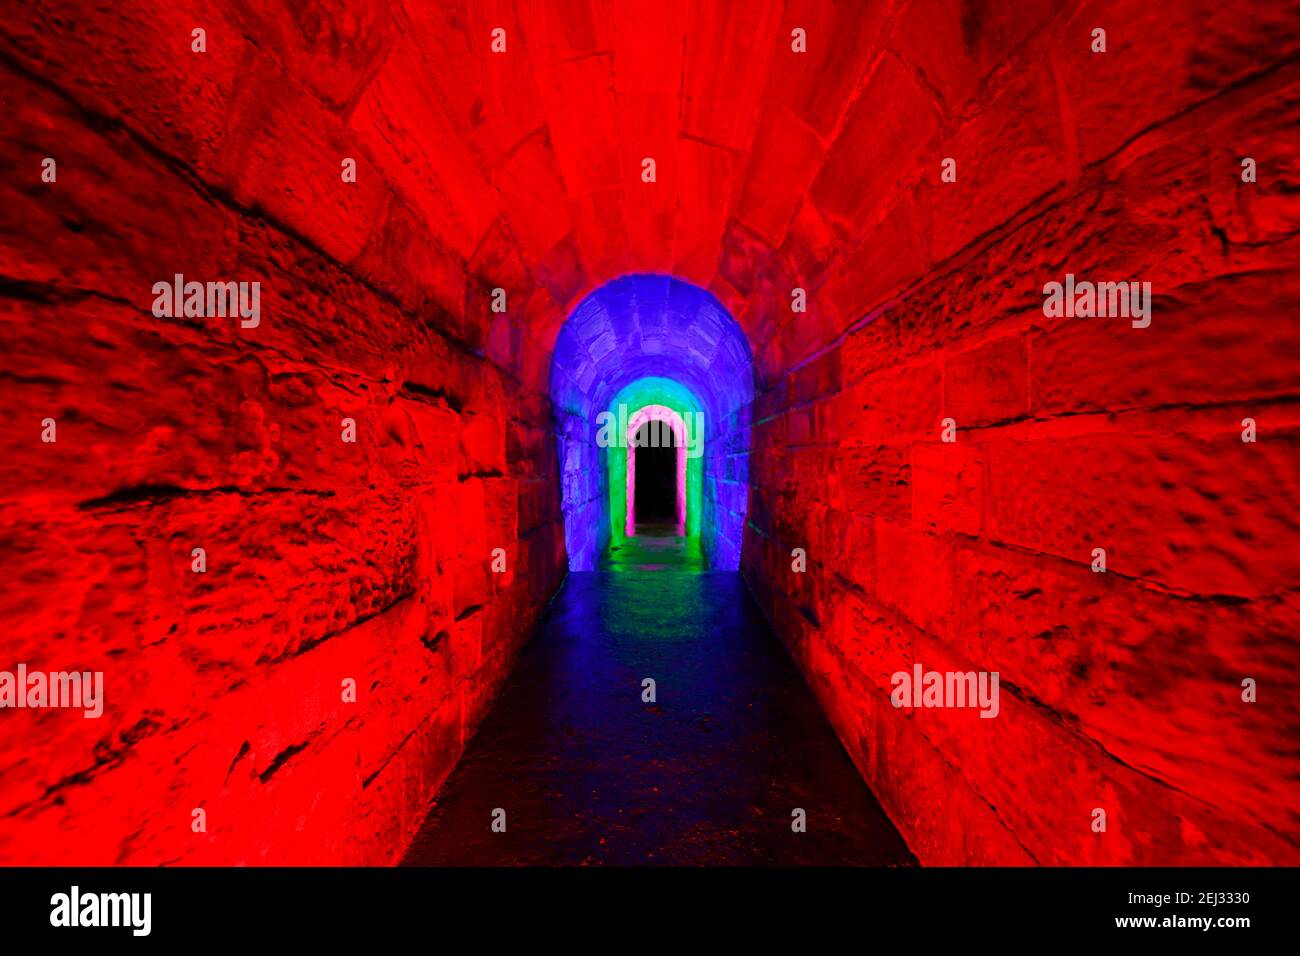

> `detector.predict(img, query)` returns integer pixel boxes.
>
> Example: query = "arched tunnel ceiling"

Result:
[549,274,753,427]
[509,0,883,382]
[0,0,1088,391]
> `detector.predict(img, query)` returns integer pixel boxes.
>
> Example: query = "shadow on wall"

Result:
[549,275,754,571]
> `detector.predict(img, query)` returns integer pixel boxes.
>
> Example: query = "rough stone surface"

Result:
[1,0,1297,866]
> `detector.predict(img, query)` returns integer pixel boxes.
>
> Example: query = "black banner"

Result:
[0,866,1285,943]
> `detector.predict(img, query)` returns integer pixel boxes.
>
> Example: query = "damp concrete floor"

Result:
[400,530,916,866]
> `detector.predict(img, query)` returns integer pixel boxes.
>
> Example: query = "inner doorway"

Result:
[633,419,677,530]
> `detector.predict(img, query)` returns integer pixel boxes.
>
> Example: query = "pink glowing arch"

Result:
[625,404,687,536]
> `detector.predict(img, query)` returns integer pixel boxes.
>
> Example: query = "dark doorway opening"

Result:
[633,419,677,528]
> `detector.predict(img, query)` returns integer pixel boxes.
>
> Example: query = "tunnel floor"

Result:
[601,522,704,571]
[400,532,917,866]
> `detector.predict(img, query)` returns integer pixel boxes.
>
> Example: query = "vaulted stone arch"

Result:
[549,274,753,570]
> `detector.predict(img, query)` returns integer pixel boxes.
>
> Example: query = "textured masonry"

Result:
[1,0,1297,865]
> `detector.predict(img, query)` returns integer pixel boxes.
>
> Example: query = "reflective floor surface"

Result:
[401,532,915,866]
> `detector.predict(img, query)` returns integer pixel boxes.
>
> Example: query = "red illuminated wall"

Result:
[1,0,1297,865]
[737,4,1300,864]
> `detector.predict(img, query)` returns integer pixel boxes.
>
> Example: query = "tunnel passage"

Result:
[1,0,1297,871]
[549,275,753,571]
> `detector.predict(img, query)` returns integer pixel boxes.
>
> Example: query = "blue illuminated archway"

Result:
[549,275,754,571]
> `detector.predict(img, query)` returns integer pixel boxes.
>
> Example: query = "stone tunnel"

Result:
[0,0,1297,867]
